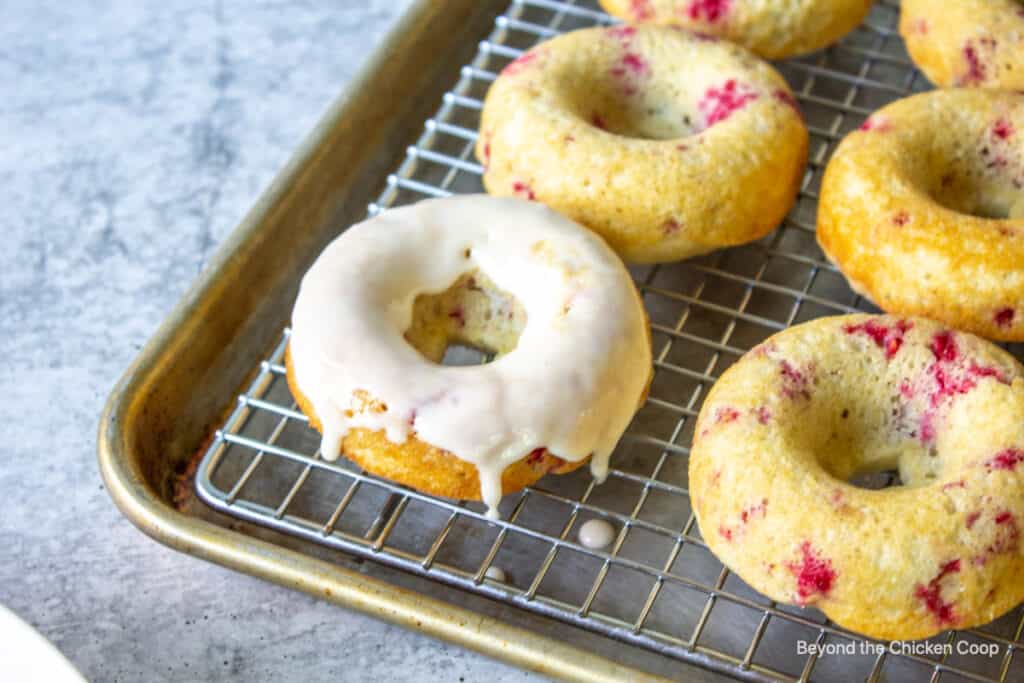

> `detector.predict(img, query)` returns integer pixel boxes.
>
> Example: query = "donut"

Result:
[477,25,807,264]
[286,195,652,516]
[597,0,873,59]
[689,314,1024,640]
[818,90,1024,342]
[900,0,1024,89]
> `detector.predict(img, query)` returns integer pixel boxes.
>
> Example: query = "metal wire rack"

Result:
[195,1,1024,681]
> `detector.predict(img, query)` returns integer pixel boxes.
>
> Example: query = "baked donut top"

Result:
[691,315,1024,639]
[477,24,807,263]
[489,24,798,142]
[598,0,873,59]
[900,0,1024,89]
[849,90,1024,232]
[818,89,1024,340]
[289,195,651,514]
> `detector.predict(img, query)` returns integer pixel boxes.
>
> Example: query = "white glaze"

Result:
[289,195,651,517]
[484,566,507,583]
[578,519,616,550]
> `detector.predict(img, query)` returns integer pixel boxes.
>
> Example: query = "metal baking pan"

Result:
[99,1,1024,681]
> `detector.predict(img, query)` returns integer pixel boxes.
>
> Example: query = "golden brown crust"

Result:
[690,314,1024,640]
[818,90,1024,342]
[598,0,872,60]
[477,25,807,264]
[900,0,1024,89]
[286,346,586,501]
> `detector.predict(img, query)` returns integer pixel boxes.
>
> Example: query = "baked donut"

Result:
[287,195,652,516]
[477,25,807,264]
[597,0,873,59]
[900,0,1024,89]
[690,314,1024,640]
[818,90,1024,342]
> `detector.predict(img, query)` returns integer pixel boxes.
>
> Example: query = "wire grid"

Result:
[195,1,1024,681]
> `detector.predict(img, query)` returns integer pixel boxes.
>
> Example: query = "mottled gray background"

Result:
[0,2,539,681]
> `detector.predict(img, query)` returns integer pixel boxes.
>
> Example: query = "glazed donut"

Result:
[287,195,652,516]
[477,25,807,264]
[690,314,1024,640]
[597,0,873,59]
[900,0,1024,89]
[818,90,1024,342]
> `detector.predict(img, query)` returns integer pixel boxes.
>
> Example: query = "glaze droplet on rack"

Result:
[579,519,616,550]
[484,566,507,583]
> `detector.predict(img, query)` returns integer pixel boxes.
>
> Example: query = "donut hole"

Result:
[802,417,925,490]
[930,169,1024,219]
[566,73,699,140]
[584,100,698,140]
[404,270,527,365]
[846,469,902,490]
[802,412,942,490]
[780,370,948,491]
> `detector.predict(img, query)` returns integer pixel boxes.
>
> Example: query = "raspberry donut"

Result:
[598,0,873,59]
[900,0,1024,89]
[690,314,1024,640]
[477,25,807,264]
[818,90,1024,342]
[287,195,652,517]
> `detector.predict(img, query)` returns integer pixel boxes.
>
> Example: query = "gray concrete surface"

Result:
[0,2,541,681]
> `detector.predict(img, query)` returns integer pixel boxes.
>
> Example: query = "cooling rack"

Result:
[194,1,1024,681]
